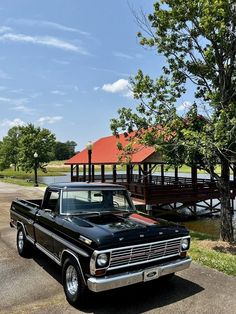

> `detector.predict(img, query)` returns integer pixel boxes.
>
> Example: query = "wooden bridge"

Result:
[65,133,236,215]
[70,172,235,214]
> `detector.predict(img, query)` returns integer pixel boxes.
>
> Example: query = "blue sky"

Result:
[0,0,192,150]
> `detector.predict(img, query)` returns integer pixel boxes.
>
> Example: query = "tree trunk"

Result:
[218,158,234,242]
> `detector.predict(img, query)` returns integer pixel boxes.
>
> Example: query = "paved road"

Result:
[0,182,235,314]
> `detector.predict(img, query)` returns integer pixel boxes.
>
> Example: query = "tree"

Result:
[111,0,236,242]
[18,123,56,172]
[0,126,21,171]
[54,140,77,160]
[0,141,4,171]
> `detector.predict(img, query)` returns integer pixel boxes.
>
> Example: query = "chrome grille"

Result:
[109,238,181,270]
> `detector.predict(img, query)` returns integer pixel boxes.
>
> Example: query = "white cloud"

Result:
[90,66,130,77]
[0,96,11,102]
[177,101,192,112]
[0,32,90,54]
[0,96,29,106]
[113,51,143,60]
[93,86,99,91]
[51,90,66,95]
[0,26,12,33]
[7,19,90,36]
[0,118,25,127]
[10,88,24,94]
[37,116,63,125]
[113,51,133,59]
[102,79,132,97]
[11,105,35,114]
[52,59,70,65]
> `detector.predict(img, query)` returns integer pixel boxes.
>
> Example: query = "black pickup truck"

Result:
[10,182,191,306]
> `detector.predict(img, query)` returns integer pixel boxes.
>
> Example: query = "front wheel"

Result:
[16,226,31,257]
[62,257,87,307]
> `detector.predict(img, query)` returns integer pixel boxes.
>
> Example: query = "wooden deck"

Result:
[72,173,236,210]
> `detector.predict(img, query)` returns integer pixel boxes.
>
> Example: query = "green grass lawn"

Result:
[0,177,46,187]
[45,160,225,175]
[0,167,65,178]
[189,231,236,276]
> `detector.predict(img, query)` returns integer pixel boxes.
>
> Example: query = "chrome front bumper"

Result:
[87,256,192,292]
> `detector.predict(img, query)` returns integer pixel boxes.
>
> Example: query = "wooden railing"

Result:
[71,173,236,204]
[72,173,215,185]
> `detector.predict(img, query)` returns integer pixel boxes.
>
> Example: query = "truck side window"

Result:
[44,190,60,212]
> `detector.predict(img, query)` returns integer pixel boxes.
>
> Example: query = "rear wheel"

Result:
[16,226,31,257]
[62,257,87,307]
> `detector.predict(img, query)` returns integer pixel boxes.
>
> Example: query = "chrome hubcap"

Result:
[66,265,78,295]
[18,231,24,250]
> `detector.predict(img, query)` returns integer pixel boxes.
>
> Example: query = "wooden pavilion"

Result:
[65,133,235,213]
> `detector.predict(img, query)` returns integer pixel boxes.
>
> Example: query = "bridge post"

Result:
[101,164,105,182]
[113,165,117,183]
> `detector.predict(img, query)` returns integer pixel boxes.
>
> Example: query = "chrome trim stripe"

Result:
[16,221,26,232]
[26,235,35,245]
[34,223,89,258]
[35,243,61,265]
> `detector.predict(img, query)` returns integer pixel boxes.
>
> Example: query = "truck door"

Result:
[34,189,60,254]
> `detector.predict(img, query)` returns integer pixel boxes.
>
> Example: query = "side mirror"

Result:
[44,208,56,217]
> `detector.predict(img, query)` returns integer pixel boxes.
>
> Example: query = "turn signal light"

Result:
[95,269,107,276]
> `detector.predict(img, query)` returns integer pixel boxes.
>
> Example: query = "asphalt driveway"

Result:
[0,182,235,314]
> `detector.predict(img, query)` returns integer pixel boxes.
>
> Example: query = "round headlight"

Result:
[181,238,189,250]
[97,253,109,267]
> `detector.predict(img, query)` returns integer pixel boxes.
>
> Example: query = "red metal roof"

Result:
[65,133,155,165]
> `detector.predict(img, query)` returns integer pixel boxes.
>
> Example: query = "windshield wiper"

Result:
[70,210,111,216]
[113,209,133,215]
[66,211,98,216]
[69,209,133,216]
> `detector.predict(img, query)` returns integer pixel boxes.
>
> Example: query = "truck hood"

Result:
[66,211,189,249]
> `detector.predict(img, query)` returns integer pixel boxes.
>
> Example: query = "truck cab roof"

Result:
[48,182,127,190]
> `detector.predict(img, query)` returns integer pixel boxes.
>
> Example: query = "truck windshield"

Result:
[61,189,134,215]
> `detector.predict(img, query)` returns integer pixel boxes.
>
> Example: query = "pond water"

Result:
[39,173,71,185]
[39,172,236,239]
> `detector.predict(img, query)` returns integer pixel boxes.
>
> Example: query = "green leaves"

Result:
[18,124,56,172]
[0,124,56,172]
[0,126,21,170]
[112,0,236,168]
[111,0,236,242]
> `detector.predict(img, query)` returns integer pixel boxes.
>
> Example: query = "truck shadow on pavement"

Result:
[84,277,204,314]
[32,249,203,313]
